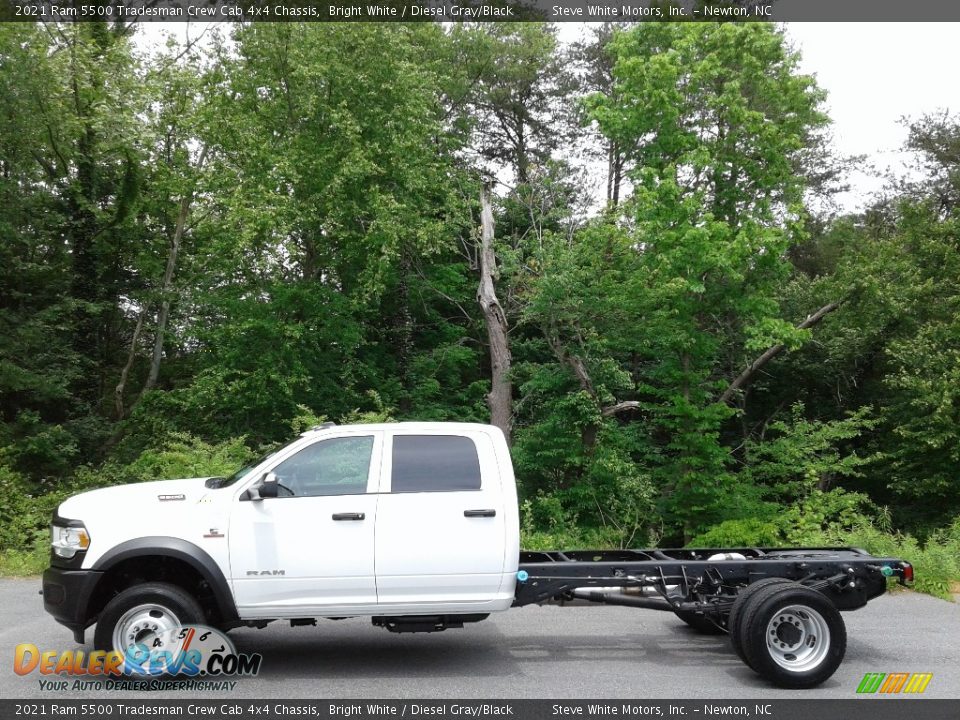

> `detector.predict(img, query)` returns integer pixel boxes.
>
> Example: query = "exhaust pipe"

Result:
[570,589,675,611]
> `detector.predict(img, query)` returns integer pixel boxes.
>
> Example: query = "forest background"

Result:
[1,20,959,598]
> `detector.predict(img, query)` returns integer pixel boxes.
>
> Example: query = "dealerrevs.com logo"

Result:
[856,672,933,694]
[14,625,262,692]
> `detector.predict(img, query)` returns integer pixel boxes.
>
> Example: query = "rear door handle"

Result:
[464,509,496,518]
[332,512,365,521]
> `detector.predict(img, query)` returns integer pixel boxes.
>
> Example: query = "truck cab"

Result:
[43,423,520,650]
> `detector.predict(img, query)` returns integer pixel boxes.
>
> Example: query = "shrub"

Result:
[120,434,255,484]
[691,504,960,601]
[0,546,48,576]
[0,434,256,558]
[839,525,958,601]
[781,488,884,544]
[0,464,70,554]
[688,518,783,548]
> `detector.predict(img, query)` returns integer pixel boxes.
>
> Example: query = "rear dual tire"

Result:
[731,581,846,689]
[728,578,794,664]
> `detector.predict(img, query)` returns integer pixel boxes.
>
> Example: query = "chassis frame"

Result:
[514,546,913,625]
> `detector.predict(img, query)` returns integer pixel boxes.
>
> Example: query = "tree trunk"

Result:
[606,142,614,204]
[396,252,415,414]
[605,140,624,208]
[611,142,623,208]
[142,195,189,395]
[114,305,147,419]
[140,145,209,399]
[477,181,512,444]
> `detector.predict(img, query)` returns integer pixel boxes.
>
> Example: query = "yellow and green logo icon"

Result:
[856,672,933,694]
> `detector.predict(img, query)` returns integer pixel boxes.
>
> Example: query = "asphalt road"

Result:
[2,578,957,700]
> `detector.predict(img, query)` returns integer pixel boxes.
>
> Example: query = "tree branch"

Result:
[544,326,642,420]
[114,304,148,419]
[718,300,844,406]
[601,401,641,417]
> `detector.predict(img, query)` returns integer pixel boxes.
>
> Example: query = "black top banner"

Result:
[3,0,960,22]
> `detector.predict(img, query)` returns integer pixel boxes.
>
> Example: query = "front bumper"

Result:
[42,566,102,645]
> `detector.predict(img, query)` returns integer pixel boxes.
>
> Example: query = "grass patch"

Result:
[0,545,47,577]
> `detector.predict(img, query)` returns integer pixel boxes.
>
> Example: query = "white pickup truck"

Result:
[43,422,912,688]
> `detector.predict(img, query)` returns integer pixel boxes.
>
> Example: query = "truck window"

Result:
[205,448,280,489]
[270,436,374,497]
[391,435,481,492]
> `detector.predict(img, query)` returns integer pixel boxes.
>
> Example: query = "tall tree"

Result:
[579,23,829,538]
[569,22,633,207]
[0,23,145,471]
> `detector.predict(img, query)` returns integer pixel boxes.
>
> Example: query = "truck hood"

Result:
[57,477,215,522]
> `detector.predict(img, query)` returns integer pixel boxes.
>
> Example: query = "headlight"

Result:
[51,524,90,558]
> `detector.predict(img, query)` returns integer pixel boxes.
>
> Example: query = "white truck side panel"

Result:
[58,422,522,620]
[62,479,235,579]
[374,428,513,612]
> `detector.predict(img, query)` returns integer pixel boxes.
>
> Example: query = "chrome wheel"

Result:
[112,603,182,653]
[765,604,830,672]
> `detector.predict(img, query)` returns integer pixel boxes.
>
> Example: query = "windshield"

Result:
[205,448,280,489]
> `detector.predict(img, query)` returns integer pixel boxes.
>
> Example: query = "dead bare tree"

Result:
[477,180,513,444]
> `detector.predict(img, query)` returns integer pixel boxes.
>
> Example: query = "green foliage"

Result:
[687,488,881,548]
[843,526,959,601]
[689,519,783,548]
[0,546,48,577]
[342,392,397,425]
[780,488,885,544]
[288,406,331,437]
[692,498,960,601]
[520,497,630,551]
[0,464,69,554]
[744,403,879,501]
[0,412,80,479]
[800,524,959,602]
[0,23,959,582]
[884,293,960,525]
[118,434,256,484]
[548,23,831,540]
[65,434,255,492]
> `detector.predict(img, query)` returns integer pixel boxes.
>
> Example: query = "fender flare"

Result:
[92,536,238,623]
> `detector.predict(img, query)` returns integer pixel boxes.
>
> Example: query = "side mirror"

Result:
[258,471,280,499]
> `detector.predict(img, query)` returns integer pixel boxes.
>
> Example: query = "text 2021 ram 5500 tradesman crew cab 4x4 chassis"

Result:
[42,422,913,688]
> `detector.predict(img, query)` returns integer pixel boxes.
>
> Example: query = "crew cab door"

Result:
[374,430,507,608]
[228,431,382,615]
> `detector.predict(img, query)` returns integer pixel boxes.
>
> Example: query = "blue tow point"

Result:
[516,570,529,583]
[880,565,894,577]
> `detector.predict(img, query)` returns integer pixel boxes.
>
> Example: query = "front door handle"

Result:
[332,512,365,521]
[464,509,496,518]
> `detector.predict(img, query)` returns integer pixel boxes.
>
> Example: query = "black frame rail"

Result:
[514,546,913,615]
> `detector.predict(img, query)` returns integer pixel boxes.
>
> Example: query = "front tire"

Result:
[737,583,846,689]
[94,582,205,654]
